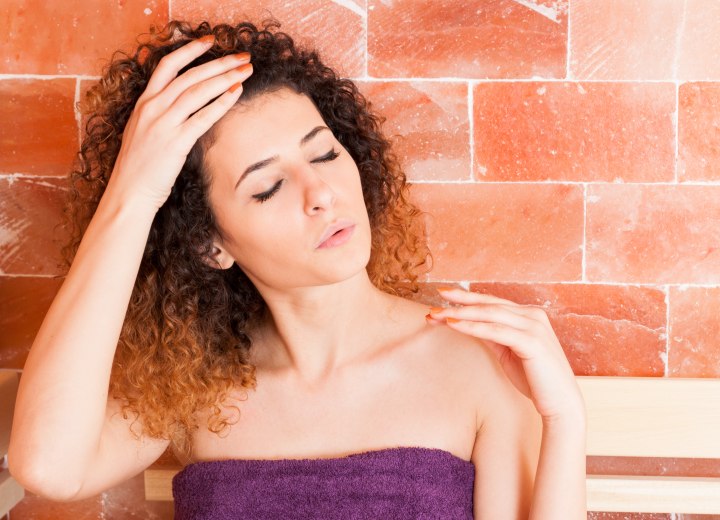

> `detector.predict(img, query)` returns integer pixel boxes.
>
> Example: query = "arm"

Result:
[428,287,588,518]
[471,350,544,519]
[471,361,586,520]
[8,36,252,500]
[8,192,159,499]
[529,410,587,519]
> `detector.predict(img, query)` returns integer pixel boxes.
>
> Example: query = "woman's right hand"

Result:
[106,35,253,211]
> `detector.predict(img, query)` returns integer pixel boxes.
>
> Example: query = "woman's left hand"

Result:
[427,286,585,422]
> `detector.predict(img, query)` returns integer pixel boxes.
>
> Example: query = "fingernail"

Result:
[436,285,457,292]
[425,314,441,325]
[446,317,460,324]
[234,51,251,61]
[228,82,243,93]
[429,306,444,314]
[198,35,215,45]
[235,63,253,74]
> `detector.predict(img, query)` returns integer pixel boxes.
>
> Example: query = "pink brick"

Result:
[473,82,675,182]
[410,183,583,282]
[0,276,62,370]
[587,185,720,284]
[679,82,720,181]
[468,283,666,376]
[570,0,682,79]
[669,287,720,377]
[9,487,102,519]
[588,455,720,479]
[368,0,567,79]
[1,0,169,75]
[357,81,470,181]
[172,0,365,78]
[0,79,77,175]
[0,177,69,276]
[571,0,720,80]
[678,0,720,79]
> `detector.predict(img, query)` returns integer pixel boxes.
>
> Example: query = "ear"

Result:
[202,239,235,270]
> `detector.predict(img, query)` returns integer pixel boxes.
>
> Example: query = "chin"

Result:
[314,243,372,285]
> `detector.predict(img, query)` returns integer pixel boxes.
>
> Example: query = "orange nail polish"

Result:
[198,35,215,45]
[446,317,460,324]
[436,285,457,292]
[425,314,441,325]
[228,82,243,93]
[429,306,444,314]
[235,62,253,73]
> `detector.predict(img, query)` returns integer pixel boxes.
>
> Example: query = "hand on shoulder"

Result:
[424,286,585,423]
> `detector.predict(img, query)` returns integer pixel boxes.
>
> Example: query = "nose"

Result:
[302,168,336,215]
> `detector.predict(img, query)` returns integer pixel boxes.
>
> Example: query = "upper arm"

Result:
[70,395,171,501]
[471,345,543,520]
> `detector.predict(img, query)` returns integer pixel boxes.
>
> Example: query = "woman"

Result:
[8,18,586,519]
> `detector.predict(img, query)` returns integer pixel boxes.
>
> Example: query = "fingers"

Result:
[428,303,530,330]
[429,286,552,326]
[169,62,253,127]
[436,286,520,306]
[162,52,252,112]
[442,319,535,360]
[143,35,216,99]
[178,81,245,145]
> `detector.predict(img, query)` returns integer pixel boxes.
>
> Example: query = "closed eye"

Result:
[313,148,340,164]
[252,149,341,203]
[253,180,284,203]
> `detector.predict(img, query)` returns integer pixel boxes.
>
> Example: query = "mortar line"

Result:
[468,81,474,181]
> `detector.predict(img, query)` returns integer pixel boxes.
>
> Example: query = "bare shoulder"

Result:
[388,295,515,431]
[392,297,544,518]
[426,320,516,431]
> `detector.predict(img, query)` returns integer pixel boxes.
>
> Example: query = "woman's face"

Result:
[202,87,372,290]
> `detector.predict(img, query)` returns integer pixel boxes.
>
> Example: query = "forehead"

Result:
[212,87,326,149]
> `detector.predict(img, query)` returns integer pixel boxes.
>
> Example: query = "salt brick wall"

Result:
[1,0,719,518]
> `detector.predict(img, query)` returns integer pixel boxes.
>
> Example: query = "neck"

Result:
[251,270,392,387]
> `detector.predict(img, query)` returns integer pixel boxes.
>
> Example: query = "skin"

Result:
[8,34,581,515]
[203,86,415,386]
[194,83,585,518]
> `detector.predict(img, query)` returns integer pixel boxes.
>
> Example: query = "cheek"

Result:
[244,212,304,255]
[231,227,293,274]
[338,159,364,196]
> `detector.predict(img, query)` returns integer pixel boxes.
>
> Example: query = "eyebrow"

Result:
[234,125,331,190]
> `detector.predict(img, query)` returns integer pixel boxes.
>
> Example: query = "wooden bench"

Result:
[143,375,720,513]
[581,376,720,513]
[0,370,25,517]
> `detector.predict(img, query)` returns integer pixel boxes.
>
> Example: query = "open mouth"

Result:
[318,225,356,249]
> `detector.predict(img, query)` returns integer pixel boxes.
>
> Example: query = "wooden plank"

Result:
[587,474,720,514]
[577,376,720,458]
[144,376,720,513]
[145,470,720,512]
[0,371,19,457]
[145,468,178,501]
[0,370,23,515]
[0,469,24,517]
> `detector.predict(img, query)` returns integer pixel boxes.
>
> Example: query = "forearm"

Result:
[529,412,588,519]
[9,184,157,495]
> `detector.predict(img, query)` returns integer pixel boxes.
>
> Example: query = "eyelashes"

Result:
[254,182,283,203]
[313,148,341,164]
[252,148,341,203]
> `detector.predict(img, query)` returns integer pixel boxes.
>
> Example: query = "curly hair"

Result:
[63,17,432,463]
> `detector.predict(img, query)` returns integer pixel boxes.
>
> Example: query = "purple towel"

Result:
[172,446,475,519]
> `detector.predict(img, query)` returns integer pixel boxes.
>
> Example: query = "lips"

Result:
[316,218,355,248]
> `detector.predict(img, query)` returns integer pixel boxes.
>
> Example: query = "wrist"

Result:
[102,177,161,217]
[542,403,587,429]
